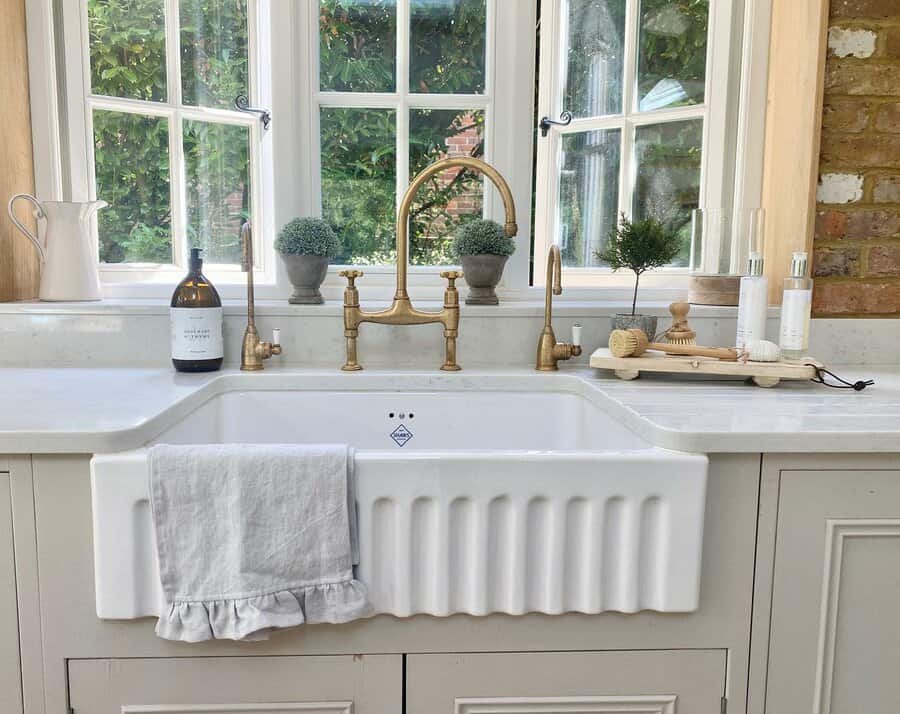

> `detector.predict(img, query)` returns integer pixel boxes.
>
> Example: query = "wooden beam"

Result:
[0,0,39,301]
[760,0,830,304]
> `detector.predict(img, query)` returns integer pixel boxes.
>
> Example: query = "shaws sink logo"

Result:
[390,424,413,447]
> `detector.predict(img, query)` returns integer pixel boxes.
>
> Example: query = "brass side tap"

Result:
[340,156,517,372]
[536,244,582,371]
[240,222,282,371]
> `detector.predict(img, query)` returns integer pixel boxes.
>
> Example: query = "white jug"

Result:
[7,194,107,301]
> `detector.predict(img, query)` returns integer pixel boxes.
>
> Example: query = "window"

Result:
[534,0,739,286]
[48,0,755,298]
[65,0,272,286]
[314,0,490,267]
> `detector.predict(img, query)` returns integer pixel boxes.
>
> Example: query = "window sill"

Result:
[0,297,768,319]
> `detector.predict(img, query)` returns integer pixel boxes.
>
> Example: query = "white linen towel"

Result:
[148,443,370,642]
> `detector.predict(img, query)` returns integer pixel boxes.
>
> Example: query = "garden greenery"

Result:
[87,0,707,272]
[452,220,515,258]
[275,218,341,258]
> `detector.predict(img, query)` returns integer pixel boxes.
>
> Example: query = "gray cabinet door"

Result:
[767,469,900,713]
[68,655,402,714]
[0,473,22,714]
[407,650,726,713]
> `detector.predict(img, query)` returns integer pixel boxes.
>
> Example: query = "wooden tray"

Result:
[589,347,821,387]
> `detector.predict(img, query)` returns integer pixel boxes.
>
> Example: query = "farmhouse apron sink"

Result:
[90,374,708,620]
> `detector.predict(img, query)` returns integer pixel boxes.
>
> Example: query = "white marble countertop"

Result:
[2,365,897,455]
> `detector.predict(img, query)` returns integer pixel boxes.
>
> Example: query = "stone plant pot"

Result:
[460,254,509,305]
[280,253,330,305]
[612,313,659,341]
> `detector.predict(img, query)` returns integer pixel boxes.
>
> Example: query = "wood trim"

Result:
[0,0,39,301]
[760,0,830,304]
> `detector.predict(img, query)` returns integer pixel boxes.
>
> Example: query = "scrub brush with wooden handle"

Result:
[609,328,739,361]
[662,301,696,345]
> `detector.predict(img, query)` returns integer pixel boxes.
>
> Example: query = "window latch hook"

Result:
[538,111,573,137]
[234,95,271,130]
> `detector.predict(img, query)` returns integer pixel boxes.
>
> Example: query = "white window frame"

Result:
[56,0,275,297]
[533,0,747,290]
[288,0,537,301]
[30,0,769,303]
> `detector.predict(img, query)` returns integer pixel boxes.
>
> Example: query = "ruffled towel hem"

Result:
[156,578,371,642]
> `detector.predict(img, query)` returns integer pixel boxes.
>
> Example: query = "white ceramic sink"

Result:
[91,374,708,620]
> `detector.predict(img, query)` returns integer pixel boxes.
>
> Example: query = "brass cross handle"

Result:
[440,270,463,287]
[339,269,364,287]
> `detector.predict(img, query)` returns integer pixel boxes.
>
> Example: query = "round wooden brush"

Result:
[662,302,697,345]
[609,328,739,361]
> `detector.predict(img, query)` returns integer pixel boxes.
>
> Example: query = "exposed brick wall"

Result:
[814,1,900,316]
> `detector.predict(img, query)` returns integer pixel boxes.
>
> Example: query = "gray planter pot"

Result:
[280,253,330,304]
[460,254,509,305]
[612,313,658,341]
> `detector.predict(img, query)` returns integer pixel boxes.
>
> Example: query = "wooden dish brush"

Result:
[662,302,696,345]
[609,328,739,361]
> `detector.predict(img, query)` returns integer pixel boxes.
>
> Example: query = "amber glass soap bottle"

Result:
[170,248,224,372]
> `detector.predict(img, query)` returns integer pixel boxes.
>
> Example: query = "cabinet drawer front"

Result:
[68,655,401,714]
[407,650,725,714]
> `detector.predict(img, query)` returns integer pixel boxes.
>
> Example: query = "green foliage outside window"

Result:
[87,0,709,270]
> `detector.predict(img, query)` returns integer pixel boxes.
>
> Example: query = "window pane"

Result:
[408,109,484,265]
[632,119,703,266]
[93,111,171,263]
[563,0,626,118]
[320,108,396,264]
[320,1,396,92]
[557,129,621,268]
[88,0,167,101]
[637,0,708,111]
[183,121,251,265]
[180,0,249,108]
[410,0,486,94]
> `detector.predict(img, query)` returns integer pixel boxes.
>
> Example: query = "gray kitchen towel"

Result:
[149,443,370,642]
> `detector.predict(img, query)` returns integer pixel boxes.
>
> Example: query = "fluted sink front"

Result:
[90,373,708,620]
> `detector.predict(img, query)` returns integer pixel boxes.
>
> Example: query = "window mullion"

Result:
[165,0,186,268]
[396,0,411,217]
[617,0,641,221]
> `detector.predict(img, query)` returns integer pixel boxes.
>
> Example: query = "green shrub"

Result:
[275,218,341,258]
[452,219,515,258]
[596,213,681,315]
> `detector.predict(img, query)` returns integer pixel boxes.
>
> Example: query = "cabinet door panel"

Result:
[407,650,725,713]
[68,655,401,714]
[0,474,22,714]
[767,469,900,713]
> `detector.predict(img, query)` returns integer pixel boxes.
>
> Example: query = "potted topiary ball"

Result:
[275,217,340,304]
[596,213,682,339]
[452,219,515,305]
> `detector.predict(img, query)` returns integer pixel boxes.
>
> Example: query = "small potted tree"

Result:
[596,214,681,339]
[452,219,515,305]
[275,218,340,304]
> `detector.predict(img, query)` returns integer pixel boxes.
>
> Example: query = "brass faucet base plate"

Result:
[440,364,462,372]
[341,364,364,372]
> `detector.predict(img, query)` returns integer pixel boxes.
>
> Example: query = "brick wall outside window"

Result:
[814,0,900,315]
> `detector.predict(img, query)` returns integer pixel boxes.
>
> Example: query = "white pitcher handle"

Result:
[7,193,47,262]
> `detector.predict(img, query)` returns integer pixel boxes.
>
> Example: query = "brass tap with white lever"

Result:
[536,244,583,370]
[240,222,282,371]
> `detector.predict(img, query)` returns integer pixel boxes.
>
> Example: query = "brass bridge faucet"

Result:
[340,156,517,371]
[536,244,582,371]
[240,222,282,371]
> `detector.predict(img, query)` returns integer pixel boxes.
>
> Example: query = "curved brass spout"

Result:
[536,244,582,371]
[339,157,518,371]
[395,156,518,300]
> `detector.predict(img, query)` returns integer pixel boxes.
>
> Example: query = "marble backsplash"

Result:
[0,300,895,368]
